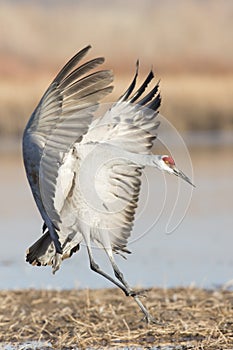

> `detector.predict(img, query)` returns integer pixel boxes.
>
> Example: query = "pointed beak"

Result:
[173,167,195,187]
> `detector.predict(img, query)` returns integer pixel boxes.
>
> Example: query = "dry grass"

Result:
[0,287,232,349]
[0,0,232,74]
[0,73,232,139]
[0,1,233,138]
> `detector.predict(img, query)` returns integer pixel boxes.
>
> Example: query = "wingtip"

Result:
[79,44,92,57]
[85,44,92,51]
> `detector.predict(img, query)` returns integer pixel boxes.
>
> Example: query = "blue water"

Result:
[0,145,232,290]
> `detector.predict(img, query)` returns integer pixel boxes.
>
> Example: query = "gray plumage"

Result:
[23,46,193,322]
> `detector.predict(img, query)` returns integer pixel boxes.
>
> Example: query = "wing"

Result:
[76,66,161,253]
[94,155,143,254]
[81,61,161,153]
[26,46,113,229]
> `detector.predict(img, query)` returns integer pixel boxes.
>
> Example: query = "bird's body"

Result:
[23,46,194,322]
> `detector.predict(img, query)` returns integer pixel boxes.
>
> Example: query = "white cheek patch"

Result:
[159,159,174,173]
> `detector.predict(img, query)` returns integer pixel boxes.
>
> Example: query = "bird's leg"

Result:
[115,268,157,323]
[106,250,157,323]
[84,241,132,296]
[106,253,136,296]
[133,295,158,324]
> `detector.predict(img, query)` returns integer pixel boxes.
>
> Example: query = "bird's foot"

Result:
[142,313,163,325]
[133,295,164,326]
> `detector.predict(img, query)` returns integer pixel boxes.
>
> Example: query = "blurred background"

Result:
[0,0,232,290]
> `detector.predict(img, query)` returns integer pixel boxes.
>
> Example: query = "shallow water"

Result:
[0,143,232,291]
[0,341,52,350]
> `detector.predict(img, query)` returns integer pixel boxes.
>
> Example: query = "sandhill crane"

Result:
[23,46,194,323]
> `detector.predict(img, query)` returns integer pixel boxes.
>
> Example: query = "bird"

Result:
[23,45,194,323]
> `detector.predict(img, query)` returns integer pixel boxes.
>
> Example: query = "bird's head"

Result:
[158,155,195,187]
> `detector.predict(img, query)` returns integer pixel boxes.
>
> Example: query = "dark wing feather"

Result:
[117,60,139,102]
[129,69,154,103]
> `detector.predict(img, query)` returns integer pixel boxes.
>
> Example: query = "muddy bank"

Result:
[0,287,232,349]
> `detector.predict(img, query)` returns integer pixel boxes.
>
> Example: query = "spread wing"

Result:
[82,61,161,153]
[77,65,161,253]
[27,45,113,229]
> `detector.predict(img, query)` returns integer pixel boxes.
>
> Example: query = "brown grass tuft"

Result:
[0,287,232,349]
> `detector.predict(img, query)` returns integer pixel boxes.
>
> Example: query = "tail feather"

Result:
[26,230,80,273]
[26,231,53,266]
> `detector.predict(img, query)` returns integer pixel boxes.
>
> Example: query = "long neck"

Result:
[108,144,162,169]
[130,153,162,168]
[80,142,163,169]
